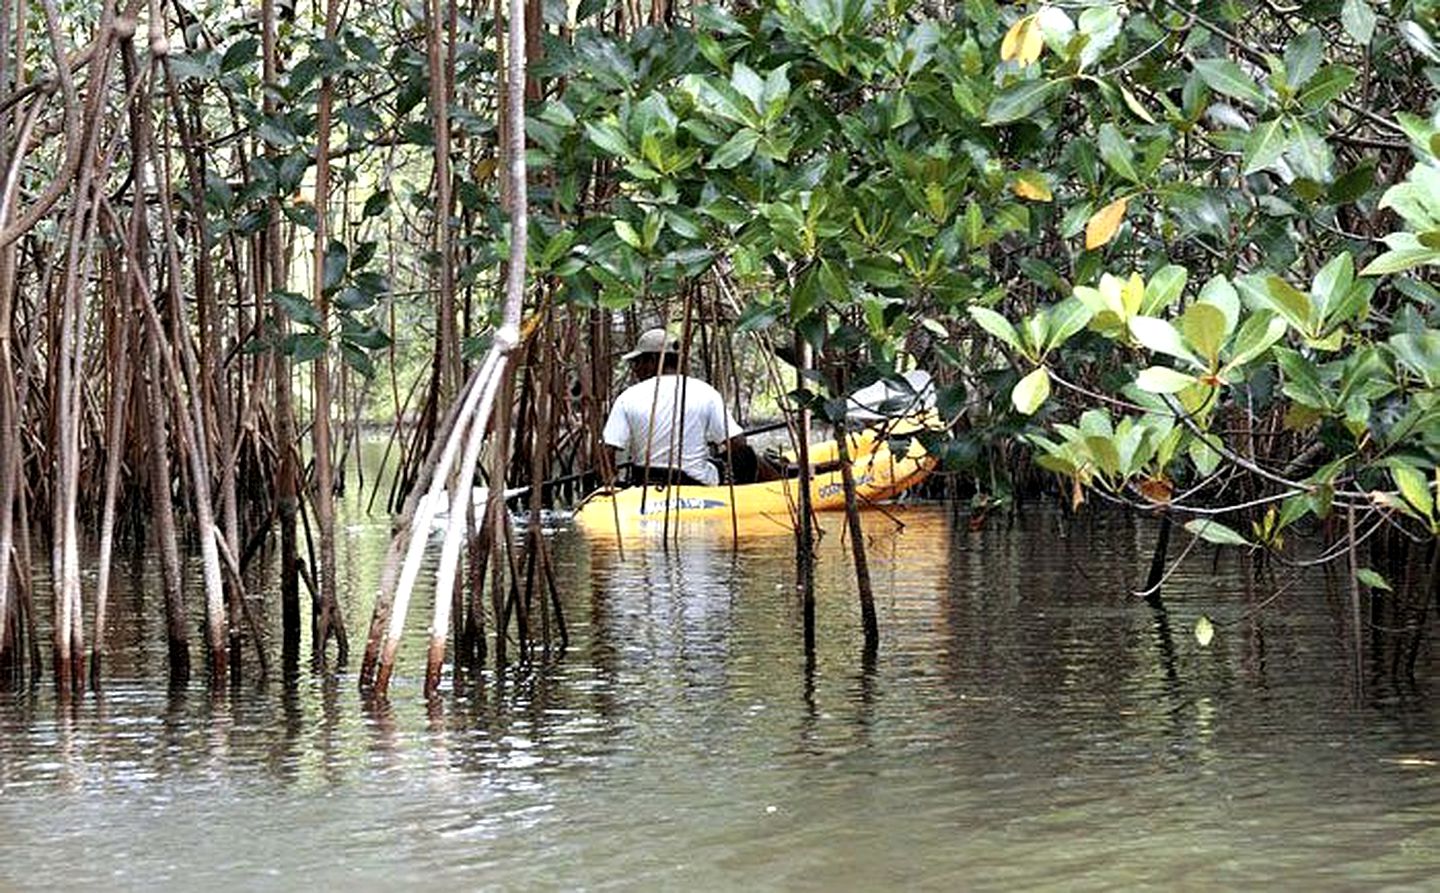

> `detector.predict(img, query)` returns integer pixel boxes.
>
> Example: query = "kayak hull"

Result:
[574,425,937,537]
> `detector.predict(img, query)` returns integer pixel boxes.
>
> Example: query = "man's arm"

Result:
[718,429,783,483]
[719,434,748,456]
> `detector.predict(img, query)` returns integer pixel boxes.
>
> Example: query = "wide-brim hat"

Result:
[622,327,679,360]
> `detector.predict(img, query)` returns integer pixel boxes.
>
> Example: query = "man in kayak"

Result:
[601,328,776,487]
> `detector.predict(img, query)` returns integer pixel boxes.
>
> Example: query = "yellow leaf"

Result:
[1122,271,1145,317]
[1194,615,1215,647]
[1000,15,1043,64]
[1085,197,1129,250]
[1098,272,1124,315]
[1012,170,1052,202]
[1018,19,1044,64]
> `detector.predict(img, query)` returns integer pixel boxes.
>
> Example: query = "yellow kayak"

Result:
[574,414,939,537]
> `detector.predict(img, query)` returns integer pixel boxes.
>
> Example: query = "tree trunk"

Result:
[833,416,877,656]
[793,333,815,657]
[260,0,301,671]
[141,340,191,684]
[164,65,247,674]
[89,254,131,687]
[144,58,228,685]
[426,0,460,404]
[309,0,346,666]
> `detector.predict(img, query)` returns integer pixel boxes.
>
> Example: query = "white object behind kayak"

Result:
[415,486,524,534]
[846,370,936,423]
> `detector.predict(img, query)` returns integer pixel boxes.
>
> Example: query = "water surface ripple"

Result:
[1,506,1436,890]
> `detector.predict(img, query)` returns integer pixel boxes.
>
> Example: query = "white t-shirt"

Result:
[602,374,742,486]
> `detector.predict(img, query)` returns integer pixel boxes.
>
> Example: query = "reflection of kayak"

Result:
[574,412,940,536]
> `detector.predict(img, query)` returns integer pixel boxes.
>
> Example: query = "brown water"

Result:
[1,504,1437,891]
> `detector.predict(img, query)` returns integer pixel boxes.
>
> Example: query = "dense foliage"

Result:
[150,0,1440,564]
[507,1,1439,570]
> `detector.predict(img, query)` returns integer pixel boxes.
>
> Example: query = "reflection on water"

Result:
[1,506,1437,891]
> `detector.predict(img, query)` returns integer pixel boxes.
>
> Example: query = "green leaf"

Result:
[968,306,1023,352]
[362,190,390,219]
[1046,299,1094,352]
[1076,6,1122,70]
[1022,313,1049,357]
[1142,265,1189,315]
[1227,311,1288,367]
[1310,252,1354,323]
[282,332,327,363]
[1189,432,1223,476]
[340,341,375,378]
[1184,518,1252,547]
[351,270,388,298]
[613,219,643,250]
[1097,123,1140,183]
[1397,21,1437,63]
[338,105,381,138]
[1265,276,1314,331]
[1012,367,1051,415]
[1136,366,1199,393]
[256,117,299,149]
[1285,120,1334,183]
[1383,180,1440,229]
[1181,302,1227,364]
[166,51,215,82]
[1342,0,1377,45]
[986,78,1069,125]
[708,128,760,169]
[1329,161,1375,205]
[1194,57,1267,108]
[1120,85,1156,124]
[334,287,372,312]
[343,29,381,63]
[1084,435,1121,477]
[270,290,320,328]
[283,201,316,231]
[735,299,781,334]
[1242,117,1290,176]
[583,119,631,158]
[1392,464,1435,520]
[731,61,765,113]
[538,229,576,268]
[1388,330,1440,386]
[341,320,391,350]
[350,240,377,271]
[1356,568,1392,591]
[789,265,827,321]
[699,193,749,226]
[1130,316,1201,366]
[1274,347,1331,409]
[1283,30,1323,89]
[1298,65,1357,111]
[1197,275,1240,335]
[322,241,347,294]
[1361,247,1440,276]
[762,63,791,121]
[221,36,258,73]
